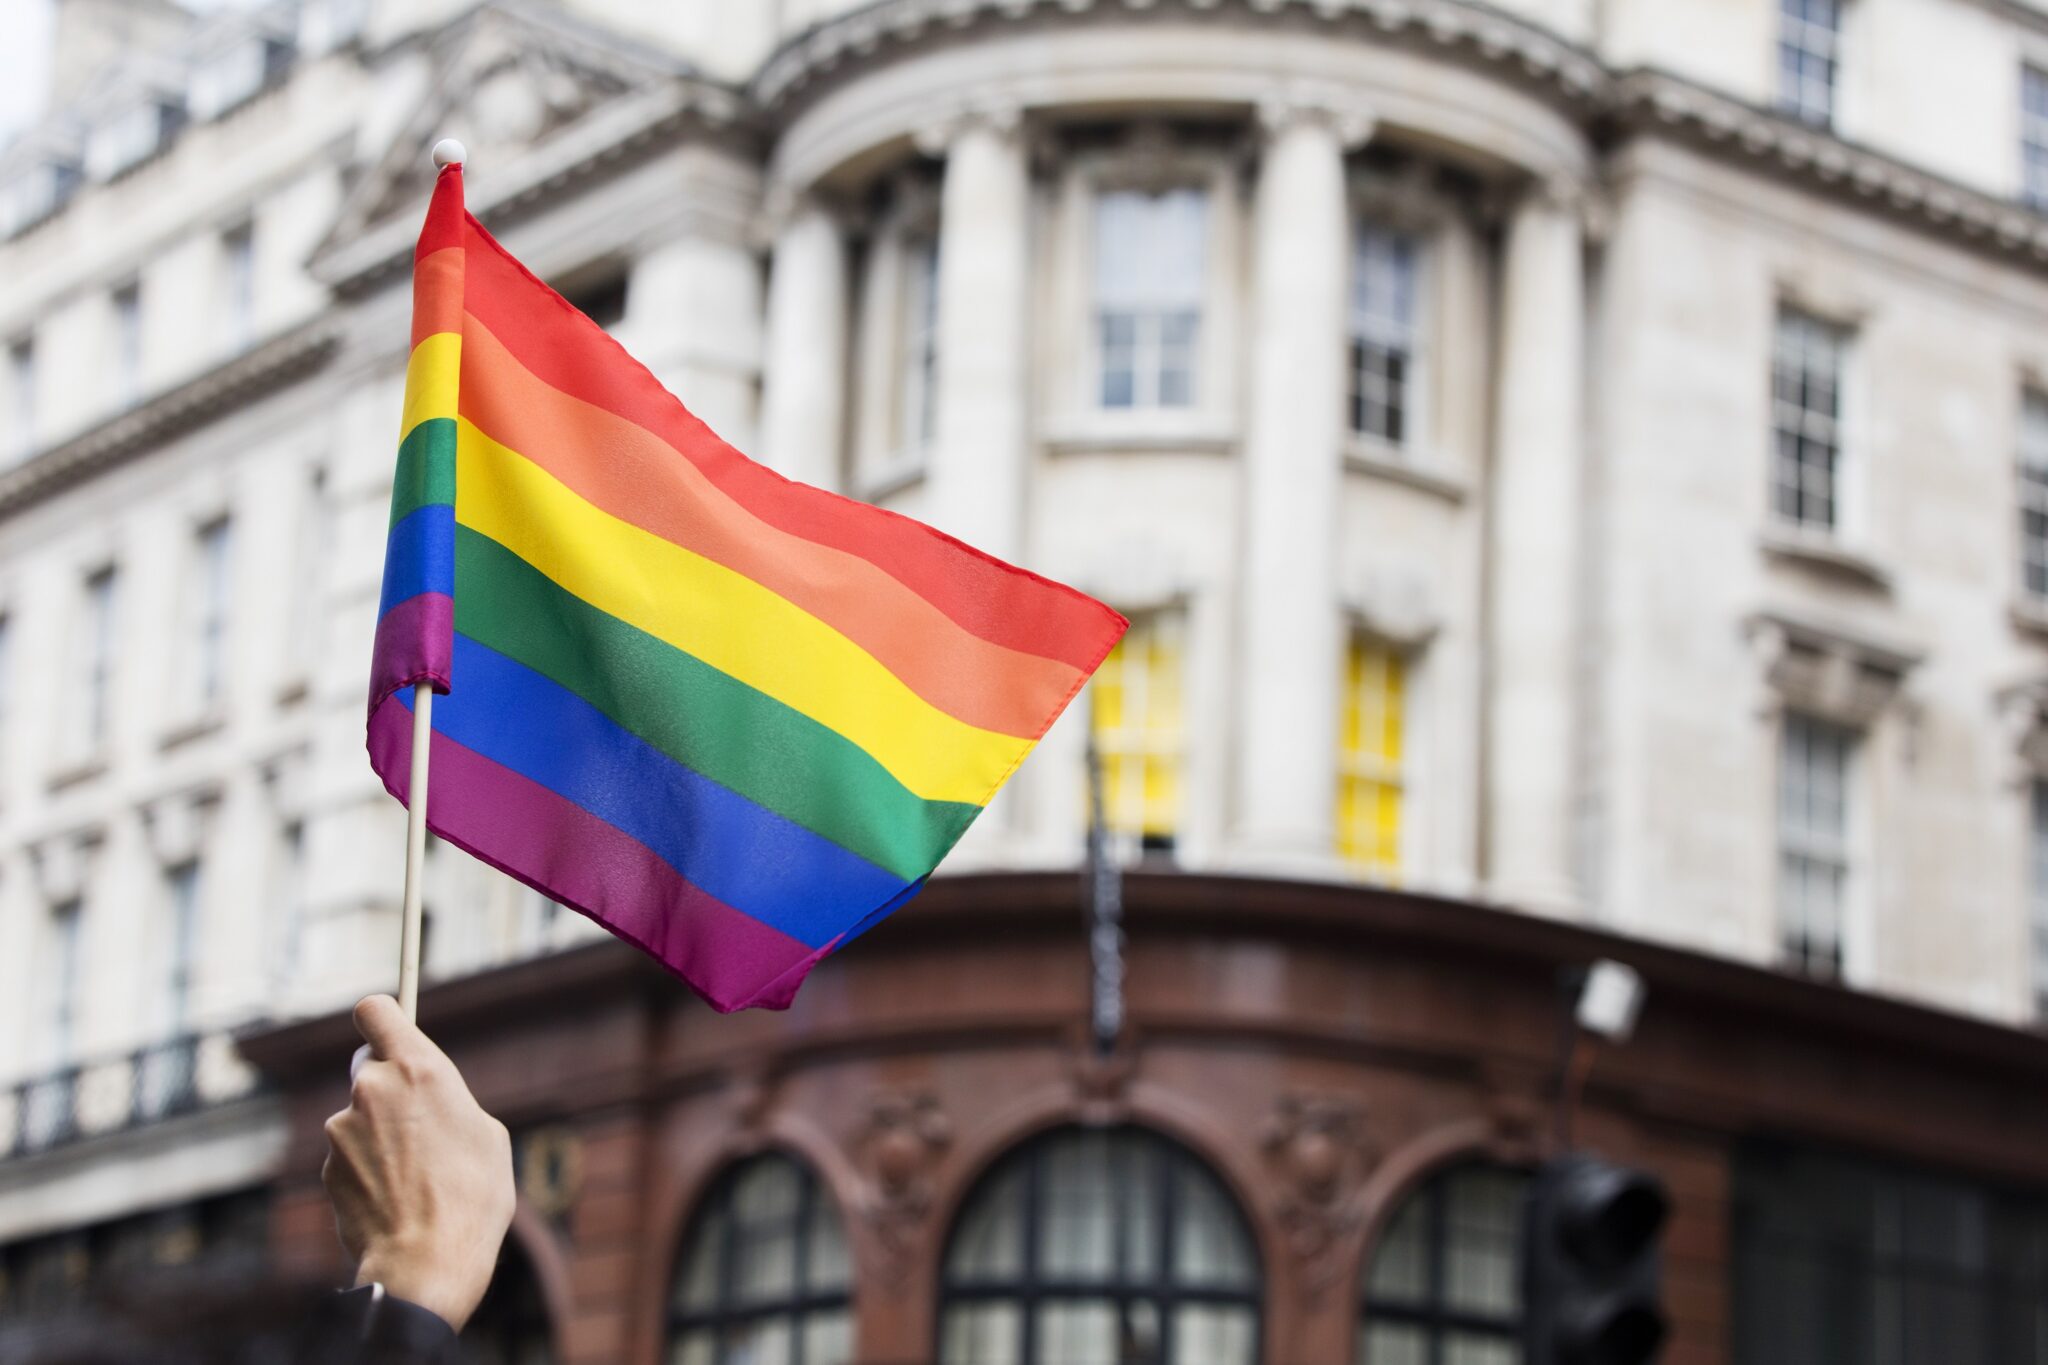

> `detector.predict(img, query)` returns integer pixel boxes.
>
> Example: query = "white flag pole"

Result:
[397,138,465,1023]
[398,683,433,1021]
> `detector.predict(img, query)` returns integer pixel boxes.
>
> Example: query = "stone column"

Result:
[1486,180,1586,912]
[1232,97,1369,868]
[758,195,848,491]
[924,109,1030,562]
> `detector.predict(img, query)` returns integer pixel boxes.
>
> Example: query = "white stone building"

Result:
[2,0,2048,1340]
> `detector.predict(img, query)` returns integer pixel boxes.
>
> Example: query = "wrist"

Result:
[355,1246,489,1333]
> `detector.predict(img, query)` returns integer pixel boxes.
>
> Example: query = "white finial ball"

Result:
[431,138,467,169]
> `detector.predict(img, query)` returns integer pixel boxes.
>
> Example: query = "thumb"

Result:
[352,994,421,1062]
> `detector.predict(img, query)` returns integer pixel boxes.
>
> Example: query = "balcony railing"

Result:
[1,1032,257,1160]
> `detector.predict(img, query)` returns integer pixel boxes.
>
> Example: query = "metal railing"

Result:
[2,1033,247,1160]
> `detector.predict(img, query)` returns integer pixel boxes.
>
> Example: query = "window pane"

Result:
[1173,1305,1254,1365]
[1172,1162,1255,1289]
[1039,1132,1116,1278]
[1034,1300,1118,1365]
[802,1309,853,1365]
[1091,614,1185,842]
[1444,1169,1523,1318]
[1445,1332,1520,1365]
[947,1165,1025,1281]
[1092,189,1207,410]
[1360,1322,1428,1365]
[723,1316,793,1365]
[669,1329,716,1365]
[1365,1191,1429,1304]
[941,1304,1022,1365]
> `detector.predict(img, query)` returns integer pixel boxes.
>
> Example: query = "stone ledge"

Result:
[0,326,339,526]
[1759,525,1894,594]
[1343,439,1468,501]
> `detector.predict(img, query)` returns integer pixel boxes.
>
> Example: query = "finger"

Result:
[349,1044,372,1083]
[352,994,419,1061]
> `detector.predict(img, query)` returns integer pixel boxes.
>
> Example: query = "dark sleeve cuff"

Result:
[331,1284,460,1362]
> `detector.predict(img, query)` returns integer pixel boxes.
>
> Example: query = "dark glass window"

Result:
[1771,308,1849,532]
[1735,1142,2048,1364]
[939,1127,1260,1365]
[1357,1164,1528,1365]
[668,1153,851,1365]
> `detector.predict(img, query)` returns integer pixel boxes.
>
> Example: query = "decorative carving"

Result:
[857,1091,952,1282]
[1259,1093,1374,1301]
[30,829,103,906]
[1745,607,1923,728]
[1996,680,2048,789]
[1254,82,1375,149]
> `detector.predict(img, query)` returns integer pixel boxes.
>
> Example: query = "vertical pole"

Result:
[1085,737,1124,1057]
[398,683,433,1020]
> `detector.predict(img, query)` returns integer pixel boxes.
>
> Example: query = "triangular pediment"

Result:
[315,0,695,268]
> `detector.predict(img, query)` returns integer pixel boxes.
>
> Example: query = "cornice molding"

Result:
[755,0,2048,277]
[755,0,1607,114]
[0,325,338,525]
[1609,68,2048,269]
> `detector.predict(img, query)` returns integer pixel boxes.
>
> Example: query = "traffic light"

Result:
[1521,1154,1670,1365]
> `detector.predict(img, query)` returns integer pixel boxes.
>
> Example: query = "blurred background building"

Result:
[1,0,2048,1361]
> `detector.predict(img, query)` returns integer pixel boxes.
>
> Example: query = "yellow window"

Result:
[1338,636,1405,874]
[1090,612,1185,843]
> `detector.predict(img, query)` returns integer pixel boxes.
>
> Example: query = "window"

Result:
[72,567,118,759]
[1733,1142,2048,1364]
[112,282,143,406]
[286,467,329,680]
[0,162,80,238]
[1093,188,1207,411]
[1771,309,1848,533]
[1777,0,1842,128]
[8,336,32,464]
[1349,225,1421,447]
[1338,636,1407,876]
[189,37,290,121]
[2025,67,2048,210]
[299,0,368,54]
[940,1127,1260,1365]
[221,224,255,352]
[86,103,180,180]
[1359,1164,1529,1365]
[559,273,627,332]
[2032,784,2048,1019]
[186,518,232,714]
[1091,612,1185,853]
[39,899,82,1069]
[2020,392,2048,600]
[1778,713,1854,979]
[273,819,305,992]
[159,862,200,1032]
[668,1153,851,1365]
[898,234,940,455]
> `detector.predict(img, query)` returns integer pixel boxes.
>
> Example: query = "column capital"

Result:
[1254,82,1375,149]
[752,182,854,253]
[911,99,1025,158]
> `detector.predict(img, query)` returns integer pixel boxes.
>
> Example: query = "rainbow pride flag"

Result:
[368,161,1125,1011]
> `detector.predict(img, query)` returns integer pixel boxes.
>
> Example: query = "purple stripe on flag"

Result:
[368,591,455,716]
[368,697,829,1011]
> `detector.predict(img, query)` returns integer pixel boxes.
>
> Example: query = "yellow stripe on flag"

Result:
[453,419,1032,806]
[401,332,462,441]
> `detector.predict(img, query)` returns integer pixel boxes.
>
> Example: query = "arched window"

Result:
[939,1126,1260,1365]
[1356,1164,1530,1365]
[668,1153,852,1365]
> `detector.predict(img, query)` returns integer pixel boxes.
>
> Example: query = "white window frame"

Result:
[1347,221,1427,454]
[111,281,143,407]
[1777,712,1857,980]
[1090,185,1208,414]
[71,565,118,762]
[1771,307,1852,537]
[86,102,179,181]
[1045,140,1239,448]
[896,231,940,462]
[2019,390,2048,603]
[189,36,289,122]
[184,516,232,718]
[221,222,256,353]
[2024,65,2048,210]
[7,336,32,465]
[40,899,83,1069]
[160,861,201,1033]
[0,162,78,238]
[1090,607,1189,860]
[1776,0,1843,128]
